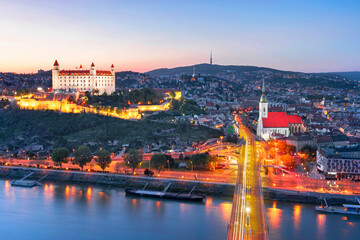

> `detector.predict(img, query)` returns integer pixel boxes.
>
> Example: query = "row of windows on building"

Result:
[59,79,113,82]
[59,84,113,87]
[58,76,111,79]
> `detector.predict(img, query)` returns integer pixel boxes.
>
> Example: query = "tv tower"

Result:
[210,50,213,65]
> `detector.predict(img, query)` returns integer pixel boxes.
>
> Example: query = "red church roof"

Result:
[288,115,303,124]
[91,62,95,67]
[111,64,114,68]
[262,112,289,128]
[53,60,59,66]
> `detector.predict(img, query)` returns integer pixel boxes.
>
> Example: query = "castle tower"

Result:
[111,64,115,76]
[90,62,96,91]
[52,60,60,92]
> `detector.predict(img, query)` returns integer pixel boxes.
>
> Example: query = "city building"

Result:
[52,60,115,94]
[285,133,314,152]
[257,80,304,140]
[317,145,360,179]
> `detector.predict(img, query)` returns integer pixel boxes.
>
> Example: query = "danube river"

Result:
[0,180,359,240]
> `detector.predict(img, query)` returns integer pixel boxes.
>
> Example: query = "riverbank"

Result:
[2,166,360,204]
[263,187,360,205]
[0,166,235,197]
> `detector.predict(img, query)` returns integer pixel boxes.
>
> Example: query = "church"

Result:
[256,80,304,140]
[52,60,115,94]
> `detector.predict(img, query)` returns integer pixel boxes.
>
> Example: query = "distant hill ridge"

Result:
[145,63,298,77]
[322,71,360,81]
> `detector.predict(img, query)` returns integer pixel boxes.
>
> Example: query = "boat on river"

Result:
[315,198,360,215]
[125,183,206,203]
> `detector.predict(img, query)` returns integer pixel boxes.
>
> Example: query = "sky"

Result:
[0,0,359,73]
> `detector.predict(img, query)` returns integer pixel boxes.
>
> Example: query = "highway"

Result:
[227,119,268,240]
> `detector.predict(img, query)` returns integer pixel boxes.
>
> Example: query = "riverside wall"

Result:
[2,166,360,204]
[263,187,360,205]
[0,167,235,197]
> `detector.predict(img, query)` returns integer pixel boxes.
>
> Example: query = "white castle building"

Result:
[52,60,115,94]
[257,79,304,140]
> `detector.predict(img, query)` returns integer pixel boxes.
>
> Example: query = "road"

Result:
[227,119,268,240]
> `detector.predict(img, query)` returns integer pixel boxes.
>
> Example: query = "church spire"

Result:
[210,50,213,65]
[260,79,267,103]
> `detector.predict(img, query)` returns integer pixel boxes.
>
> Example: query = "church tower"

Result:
[259,79,268,118]
[210,51,213,65]
[257,79,268,137]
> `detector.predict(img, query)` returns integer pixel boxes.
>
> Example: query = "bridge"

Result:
[227,119,268,240]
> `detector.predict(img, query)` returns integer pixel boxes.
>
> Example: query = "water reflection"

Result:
[317,214,326,239]
[86,187,92,202]
[65,185,70,199]
[267,201,282,229]
[205,197,213,209]
[293,205,301,230]
[220,202,232,222]
[4,180,10,190]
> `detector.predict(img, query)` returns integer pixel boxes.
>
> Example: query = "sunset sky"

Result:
[0,0,359,73]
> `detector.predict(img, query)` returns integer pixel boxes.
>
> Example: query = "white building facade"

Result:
[52,60,115,94]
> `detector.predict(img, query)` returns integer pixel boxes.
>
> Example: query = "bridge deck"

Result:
[227,122,268,240]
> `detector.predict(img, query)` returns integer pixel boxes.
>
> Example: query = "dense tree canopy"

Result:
[86,88,164,108]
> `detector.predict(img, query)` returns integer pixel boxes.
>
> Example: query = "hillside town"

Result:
[1,64,360,180]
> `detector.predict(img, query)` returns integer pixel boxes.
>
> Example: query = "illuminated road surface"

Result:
[227,120,268,240]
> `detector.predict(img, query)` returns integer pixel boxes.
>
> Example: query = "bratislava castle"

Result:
[52,60,115,94]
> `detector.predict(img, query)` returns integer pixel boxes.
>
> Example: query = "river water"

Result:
[0,179,359,240]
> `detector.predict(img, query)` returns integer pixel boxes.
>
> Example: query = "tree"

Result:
[95,149,112,172]
[300,145,317,162]
[73,145,93,171]
[124,149,143,174]
[51,148,70,169]
[67,95,75,103]
[170,91,176,99]
[191,153,210,169]
[165,154,175,168]
[280,154,297,169]
[150,154,167,173]
[144,169,154,176]
[114,162,121,174]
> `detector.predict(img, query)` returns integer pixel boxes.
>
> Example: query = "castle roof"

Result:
[59,70,111,76]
